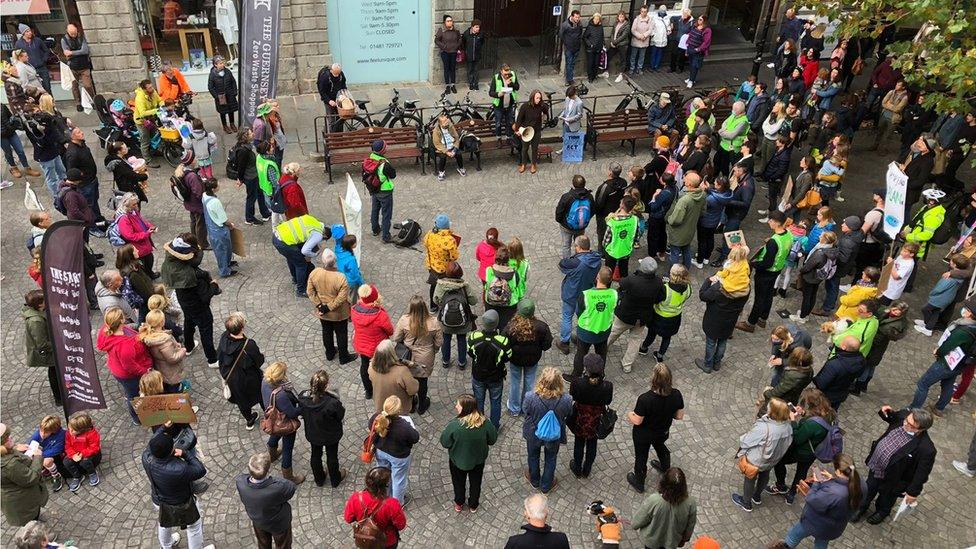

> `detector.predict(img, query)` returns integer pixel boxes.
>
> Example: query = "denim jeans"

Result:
[669,244,692,268]
[560,299,577,344]
[36,65,52,93]
[508,364,537,415]
[440,51,457,85]
[1,133,30,167]
[442,332,468,366]
[629,46,647,72]
[272,237,313,292]
[822,273,841,312]
[370,192,393,240]
[472,378,503,428]
[784,520,829,549]
[209,226,233,277]
[494,105,514,137]
[154,501,204,549]
[559,226,579,259]
[564,49,580,83]
[910,360,959,411]
[40,156,66,199]
[375,449,411,504]
[267,431,296,469]
[650,46,665,70]
[704,337,727,368]
[244,176,271,222]
[78,182,104,222]
[527,437,559,492]
[114,375,142,423]
[688,51,704,83]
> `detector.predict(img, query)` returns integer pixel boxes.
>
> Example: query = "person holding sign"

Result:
[908,298,976,417]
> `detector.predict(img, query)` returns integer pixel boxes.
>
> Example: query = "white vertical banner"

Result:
[341,173,363,264]
[883,162,909,239]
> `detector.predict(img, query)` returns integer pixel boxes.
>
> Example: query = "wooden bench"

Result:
[323,126,423,183]
[588,108,652,160]
[426,118,552,173]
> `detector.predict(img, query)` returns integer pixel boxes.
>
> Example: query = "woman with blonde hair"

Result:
[95,306,152,425]
[439,394,498,512]
[218,311,266,429]
[138,369,165,397]
[279,161,308,220]
[261,361,305,484]
[521,366,573,494]
[392,295,442,415]
[368,340,419,415]
[767,324,812,385]
[138,309,187,393]
[641,264,691,364]
[369,395,419,504]
[503,298,553,415]
[732,397,794,512]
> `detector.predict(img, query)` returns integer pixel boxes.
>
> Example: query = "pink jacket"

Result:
[475,241,497,282]
[117,210,155,256]
[96,326,153,380]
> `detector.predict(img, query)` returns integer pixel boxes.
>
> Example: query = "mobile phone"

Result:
[787,402,796,413]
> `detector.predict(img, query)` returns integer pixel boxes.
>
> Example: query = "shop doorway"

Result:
[475,0,568,75]
[712,0,766,41]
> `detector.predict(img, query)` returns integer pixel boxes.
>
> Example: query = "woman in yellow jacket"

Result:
[835,266,880,322]
[423,214,460,311]
[133,79,162,166]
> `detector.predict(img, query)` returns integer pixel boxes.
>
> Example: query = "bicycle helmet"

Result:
[922,188,946,202]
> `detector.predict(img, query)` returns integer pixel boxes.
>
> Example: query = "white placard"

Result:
[883,162,908,240]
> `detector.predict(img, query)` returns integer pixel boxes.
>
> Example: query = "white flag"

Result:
[342,173,363,264]
[883,162,909,239]
[80,87,94,115]
[24,181,43,211]
[59,62,75,91]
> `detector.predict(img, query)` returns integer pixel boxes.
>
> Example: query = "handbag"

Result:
[595,406,617,439]
[221,337,247,401]
[217,93,228,106]
[851,57,864,76]
[352,492,386,549]
[736,424,768,479]
[394,340,414,363]
[796,188,821,209]
[260,388,301,436]
[456,49,466,63]
[360,420,377,463]
[932,145,949,175]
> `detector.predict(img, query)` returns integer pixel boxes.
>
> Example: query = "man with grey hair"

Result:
[606,256,664,371]
[317,62,347,130]
[236,452,297,548]
[95,270,135,323]
[853,405,936,525]
[503,493,570,549]
[716,101,750,176]
[307,246,355,364]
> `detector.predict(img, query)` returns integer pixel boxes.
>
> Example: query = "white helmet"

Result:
[922,188,946,201]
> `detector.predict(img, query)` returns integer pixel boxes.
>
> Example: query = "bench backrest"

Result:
[325,127,419,150]
[590,109,648,131]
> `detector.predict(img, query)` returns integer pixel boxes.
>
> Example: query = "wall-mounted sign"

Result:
[328,0,432,84]
[552,5,562,16]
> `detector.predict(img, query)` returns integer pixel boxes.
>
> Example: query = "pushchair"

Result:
[93,94,139,152]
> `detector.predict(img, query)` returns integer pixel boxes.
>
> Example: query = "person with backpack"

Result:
[272,214,331,298]
[901,188,947,292]
[439,393,498,513]
[255,140,283,226]
[792,231,838,323]
[236,452,297,548]
[767,388,835,505]
[503,299,553,416]
[351,285,395,400]
[392,296,442,415]
[571,267,617,379]
[363,140,396,244]
[343,467,406,548]
[908,298,976,417]
[736,211,794,333]
[484,246,520,328]
[467,310,512,428]
[522,367,573,494]
[814,336,865,411]
[423,214,460,312]
[434,261,479,370]
[230,128,272,225]
[853,301,909,396]
[554,175,595,260]
[173,150,210,250]
[604,195,640,277]
[568,354,613,478]
[692,176,733,269]
[277,163,308,220]
[627,363,684,493]
[666,172,707,269]
[852,189,889,285]
[556,236,603,355]
[593,163,628,253]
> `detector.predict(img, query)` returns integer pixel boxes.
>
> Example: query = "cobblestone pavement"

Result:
[2,105,975,549]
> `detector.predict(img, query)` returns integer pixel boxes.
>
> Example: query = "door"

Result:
[327,0,432,84]
[474,0,506,71]
[538,0,567,68]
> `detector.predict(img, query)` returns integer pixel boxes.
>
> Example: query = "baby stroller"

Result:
[93,94,140,153]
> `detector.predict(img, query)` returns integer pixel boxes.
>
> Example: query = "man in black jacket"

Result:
[316,63,347,131]
[593,162,628,251]
[606,257,664,372]
[64,126,105,223]
[559,10,584,86]
[143,430,207,548]
[555,174,595,259]
[901,134,936,213]
[504,493,571,549]
[852,405,936,525]
[468,310,512,428]
[813,336,865,410]
[237,452,297,548]
[461,22,485,90]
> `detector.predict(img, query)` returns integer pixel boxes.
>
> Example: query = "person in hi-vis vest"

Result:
[570,267,618,379]
[272,214,331,298]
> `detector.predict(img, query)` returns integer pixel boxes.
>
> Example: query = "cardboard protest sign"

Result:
[133,393,198,427]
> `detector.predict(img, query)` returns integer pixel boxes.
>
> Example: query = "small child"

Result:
[338,233,363,299]
[816,145,848,205]
[835,266,881,321]
[62,411,102,492]
[775,220,810,297]
[150,284,184,342]
[186,118,218,179]
[916,254,971,336]
[157,99,179,127]
[880,243,919,304]
[475,227,501,283]
[713,244,751,298]
[21,415,66,492]
[734,74,758,102]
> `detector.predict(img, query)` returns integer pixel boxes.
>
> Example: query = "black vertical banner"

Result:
[240,0,282,123]
[40,221,106,418]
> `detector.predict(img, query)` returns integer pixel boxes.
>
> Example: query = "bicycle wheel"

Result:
[162,142,183,167]
[339,116,368,132]
[391,114,423,128]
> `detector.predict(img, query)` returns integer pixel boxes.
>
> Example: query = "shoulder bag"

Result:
[221,337,248,401]
[360,418,378,463]
[735,424,768,479]
[260,387,301,436]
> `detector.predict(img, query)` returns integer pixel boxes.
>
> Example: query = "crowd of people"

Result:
[3,9,976,549]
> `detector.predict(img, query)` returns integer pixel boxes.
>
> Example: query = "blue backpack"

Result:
[809,416,844,463]
[120,274,145,309]
[565,198,592,230]
[534,399,562,442]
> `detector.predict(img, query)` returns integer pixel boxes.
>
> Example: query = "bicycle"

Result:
[681,79,734,118]
[335,88,423,131]
[612,77,682,113]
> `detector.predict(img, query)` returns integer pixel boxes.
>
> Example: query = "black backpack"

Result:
[53,185,69,215]
[438,288,471,329]
[390,219,421,247]
[170,173,193,202]
[868,208,893,245]
[930,193,964,246]
[225,143,245,180]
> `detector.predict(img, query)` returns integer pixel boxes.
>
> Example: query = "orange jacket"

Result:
[158,69,191,101]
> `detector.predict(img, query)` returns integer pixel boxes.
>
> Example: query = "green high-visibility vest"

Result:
[719,113,749,152]
[605,215,638,259]
[369,153,394,192]
[756,231,794,272]
[654,284,691,318]
[256,154,280,196]
[577,287,618,334]
[492,72,517,107]
[275,214,324,245]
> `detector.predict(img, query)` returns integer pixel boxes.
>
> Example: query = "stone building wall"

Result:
[76,0,147,93]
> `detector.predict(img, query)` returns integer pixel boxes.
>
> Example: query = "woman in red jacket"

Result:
[350,284,394,399]
[279,162,309,220]
[95,306,153,425]
[344,467,406,548]
[63,411,102,491]
[800,49,820,90]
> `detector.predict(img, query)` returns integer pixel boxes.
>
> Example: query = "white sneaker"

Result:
[622,364,633,373]
[757,209,768,215]
[703,259,710,266]
[839,284,852,293]
[457,168,466,177]
[766,62,775,68]
[171,532,181,546]
[691,260,704,269]
[914,325,933,337]
[208,361,219,369]
[953,460,975,478]
[757,217,769,224]
[615,73,624,83]
[437,171,445,181]
[789,314,805,323]
[191,405,199,414]
[684,79,691,84]
[600,71,610,78]
[914,319,926,327]
[555,149,563,154]
[0,180,13,190]
[835,192,845,202]
[687,81,693,88]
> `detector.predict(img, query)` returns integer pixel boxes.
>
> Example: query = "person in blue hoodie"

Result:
[773,453,864,549]
[555,235,603,354]
[693,176,733,269]
[330,224,364,299]
[916,254,971,336]
[22,415,66,492]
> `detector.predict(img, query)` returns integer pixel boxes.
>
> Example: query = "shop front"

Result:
[1,0,79,101]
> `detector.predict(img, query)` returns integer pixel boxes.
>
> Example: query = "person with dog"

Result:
[632,467,697,549]
[503,493,571,549]
[627,363,684,493]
